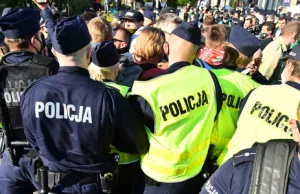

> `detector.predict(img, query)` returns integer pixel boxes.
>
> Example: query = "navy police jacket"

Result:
[20,66,149,173]
[199,146,300,194]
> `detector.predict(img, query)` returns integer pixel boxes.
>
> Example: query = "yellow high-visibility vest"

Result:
[131,65,218,183]
[105,82,140,165]
[218,84,299,165]
[210,69,260,158]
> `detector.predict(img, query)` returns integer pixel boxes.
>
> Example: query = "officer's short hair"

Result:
[4,32,39,50]
[206,24,229,49]
[155,13,183,29]
[288,58,300,77]
[88,17,112,42]
[281,20,300,36]
[88,62,119,81]
[224,42,252,68]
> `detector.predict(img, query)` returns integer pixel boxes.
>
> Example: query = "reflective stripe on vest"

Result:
[105,82,140,165]
[105,82,130,97]
[217,84,299,165]
[210,69,260,158]
[131,65,217,183]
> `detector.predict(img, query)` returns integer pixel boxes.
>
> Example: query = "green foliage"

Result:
[177,0,195,6]
[69,0,93,15]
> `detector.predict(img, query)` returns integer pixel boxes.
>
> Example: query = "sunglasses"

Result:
[113,38,126,43]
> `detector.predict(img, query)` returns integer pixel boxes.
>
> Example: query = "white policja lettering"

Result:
[35,102,92,123]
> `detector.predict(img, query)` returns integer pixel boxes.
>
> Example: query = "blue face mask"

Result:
[290,41,299,49]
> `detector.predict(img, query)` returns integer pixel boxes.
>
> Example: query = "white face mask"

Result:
[281,69,287,84]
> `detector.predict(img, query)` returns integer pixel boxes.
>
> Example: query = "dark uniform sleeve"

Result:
[238,89,255,118]
[41,7,56,49]
[200,159,234,194]
[20,87,39,150]
[128,95,155,133]
[111,90,150,154]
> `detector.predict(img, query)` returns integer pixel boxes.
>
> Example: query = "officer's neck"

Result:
[288,77,300,85]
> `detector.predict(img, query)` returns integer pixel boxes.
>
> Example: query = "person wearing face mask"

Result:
[120,10,145,53]
[260,20,300,83]
[113,27,143,87]
[200,92,300,194]
[218,13,230,26]
[0,8,60,194]
[217,44,300,166]
[260,22,275,50]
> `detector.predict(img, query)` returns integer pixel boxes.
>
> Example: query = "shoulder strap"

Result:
[195,59,213,71]
[248,139,296,194]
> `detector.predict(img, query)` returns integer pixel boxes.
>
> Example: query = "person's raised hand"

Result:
[32,0,49,10]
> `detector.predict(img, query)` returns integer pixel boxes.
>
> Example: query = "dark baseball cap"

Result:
[280,44,300,61]
[120,10,144,22]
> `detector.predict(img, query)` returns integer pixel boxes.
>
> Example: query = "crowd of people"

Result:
[0,0,300,194]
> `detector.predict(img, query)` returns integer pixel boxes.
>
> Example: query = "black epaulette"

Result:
[232,146,257,166]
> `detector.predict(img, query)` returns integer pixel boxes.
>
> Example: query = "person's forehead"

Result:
[114,30,124,38]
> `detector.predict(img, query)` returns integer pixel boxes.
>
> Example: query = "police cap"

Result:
[144,10,155,21]
[2,7,13,17]
[0,9,40,39]
[228,25,261,57]
[52,16,91,55]
[171,22,201,46]
[280,44,300,62]
[92,41,119,67]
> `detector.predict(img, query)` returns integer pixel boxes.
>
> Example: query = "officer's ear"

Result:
[286,60,294,75]
[163,42,169,56]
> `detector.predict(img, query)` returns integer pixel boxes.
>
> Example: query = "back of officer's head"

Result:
[89,41,119,81]
[0,9,42,52]
[282,44,300,83]
[52,16,92,68]
[224,25,261,68]
[205,24,229,50]
[281,20,300,48]
[166,22,200,65]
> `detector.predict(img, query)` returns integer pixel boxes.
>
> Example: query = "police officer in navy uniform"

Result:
[199,44,300,194]
[0,16,149,194]
[0,8,59,169]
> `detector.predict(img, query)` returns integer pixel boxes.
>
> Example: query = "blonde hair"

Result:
[134,27,165,63]
[88,17,112,42]
[224,42,252,68]
[88,63,119,81]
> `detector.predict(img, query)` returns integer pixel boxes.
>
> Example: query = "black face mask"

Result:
[117,46,129,54]
[32,34,46,55]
